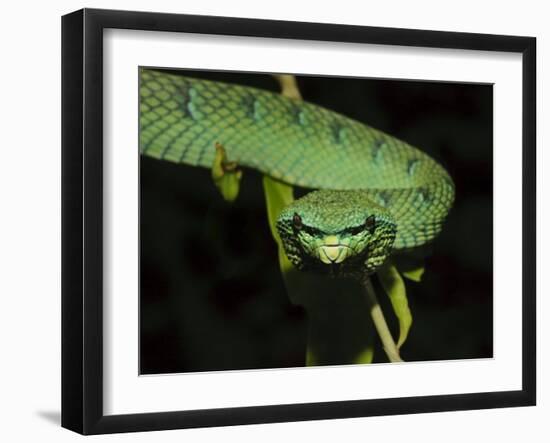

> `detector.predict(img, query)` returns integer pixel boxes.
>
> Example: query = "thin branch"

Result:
[273,74,302,100]
[363,276,404,363]
[274,74,400,365]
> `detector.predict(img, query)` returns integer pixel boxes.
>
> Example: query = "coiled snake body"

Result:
[140,69,455,277]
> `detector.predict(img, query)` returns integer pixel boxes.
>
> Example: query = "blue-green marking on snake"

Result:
[140,69,455,277]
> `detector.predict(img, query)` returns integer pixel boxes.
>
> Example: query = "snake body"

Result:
[140,69,455,276]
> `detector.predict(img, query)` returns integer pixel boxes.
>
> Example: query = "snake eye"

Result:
[293,213,303,230]
[365,215,376,234]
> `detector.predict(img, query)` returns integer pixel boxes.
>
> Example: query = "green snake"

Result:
[140,69,455,277]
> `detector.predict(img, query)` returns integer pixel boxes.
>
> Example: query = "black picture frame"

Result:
[61,8,536,435]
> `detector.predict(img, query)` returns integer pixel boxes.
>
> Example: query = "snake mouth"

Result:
[318,245,350,265]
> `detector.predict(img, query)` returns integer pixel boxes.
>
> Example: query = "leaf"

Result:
[306,349,317,367]
[211,142,242,202]
[393,252,427,282]
[262,175,295,275]
[402,266,425,282]
[354,346,374,365]
[377,264,413,349]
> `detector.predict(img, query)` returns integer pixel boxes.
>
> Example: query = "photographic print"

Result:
[139,68,493,374]
[62,9,535,433]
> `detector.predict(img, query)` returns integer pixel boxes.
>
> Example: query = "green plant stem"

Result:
[363,276,404,363]
[274,73,377,367]
[273,74,302,100]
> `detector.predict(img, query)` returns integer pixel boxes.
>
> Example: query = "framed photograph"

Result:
[61,8,536,435]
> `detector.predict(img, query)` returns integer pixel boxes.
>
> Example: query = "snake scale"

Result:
[140,69,455,277]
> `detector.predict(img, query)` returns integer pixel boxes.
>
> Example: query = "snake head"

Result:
[276,190,397,277]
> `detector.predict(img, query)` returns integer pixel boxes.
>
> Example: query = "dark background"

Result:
[140,70,493,374]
